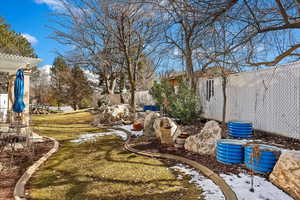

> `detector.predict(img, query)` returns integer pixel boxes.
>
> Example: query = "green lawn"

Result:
[28,110,203,200]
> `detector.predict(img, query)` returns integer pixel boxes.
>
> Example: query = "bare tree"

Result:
[50,0,162,110]
[197,0,300,68]
[151,0,239,89]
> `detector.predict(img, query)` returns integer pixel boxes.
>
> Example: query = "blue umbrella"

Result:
[12,69,25,113]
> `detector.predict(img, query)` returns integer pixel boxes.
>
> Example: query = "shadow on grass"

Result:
[29,111,202,200]
[29,136,202,200]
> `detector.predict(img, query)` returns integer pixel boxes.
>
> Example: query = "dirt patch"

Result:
[0,140,53,200]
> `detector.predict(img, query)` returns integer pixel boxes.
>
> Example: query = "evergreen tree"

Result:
[50,57,69,108]
[66,66,92,110]
[0,17,36,57]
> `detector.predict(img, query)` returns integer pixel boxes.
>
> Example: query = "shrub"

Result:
[149,81,174,107]
[150,80,201,125]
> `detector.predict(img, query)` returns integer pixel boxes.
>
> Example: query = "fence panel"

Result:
[198,62,300,139]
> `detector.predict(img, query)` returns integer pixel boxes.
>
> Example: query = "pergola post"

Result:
[23,67,31,126]
[0,53,42,132]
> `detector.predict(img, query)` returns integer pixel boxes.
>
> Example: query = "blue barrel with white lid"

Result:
[228,121,253,138]
[216,139,247,164]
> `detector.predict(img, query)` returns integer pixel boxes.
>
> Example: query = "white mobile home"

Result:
[198,62,300,139]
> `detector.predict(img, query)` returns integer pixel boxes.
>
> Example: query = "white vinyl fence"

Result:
[135,90,155,106]
[198,62,300,139]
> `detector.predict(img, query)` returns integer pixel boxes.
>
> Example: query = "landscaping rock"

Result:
[143,112,160,137]
[184,120,221,155]
[153,117,181,143]
[0,162,3,172]
[98,104,131,125]
[269,151,300,200]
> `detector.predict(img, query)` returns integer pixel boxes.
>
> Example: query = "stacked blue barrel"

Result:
[143,105,159,112]
[216,139,246,164]
[244,144,280,174]
[228,121,253,138]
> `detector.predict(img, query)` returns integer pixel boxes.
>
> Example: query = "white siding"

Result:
[135,90,155,106]
[0,94,8,123]
[198,62,300,139]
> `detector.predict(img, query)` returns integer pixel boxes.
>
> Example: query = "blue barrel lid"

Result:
[228,120,252,124]
[245,144,281,152]
[217,139,247,145]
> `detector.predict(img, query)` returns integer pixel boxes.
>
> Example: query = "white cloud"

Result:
[34,0,64,10]
[84,70,99,84]
[21,33,38,45]
[38,65,52,82]
[39,65,52,74]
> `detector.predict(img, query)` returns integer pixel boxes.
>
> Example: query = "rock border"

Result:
[113,127,238,200]
[14,136,59,200]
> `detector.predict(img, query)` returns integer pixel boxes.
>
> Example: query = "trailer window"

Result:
[206,79,214,101]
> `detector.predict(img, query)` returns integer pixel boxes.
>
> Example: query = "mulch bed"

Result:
[182,120,300,150]
[0,139,53,200]
[130,137,245,175]
[130,129,299,179]
[252,130,300,150]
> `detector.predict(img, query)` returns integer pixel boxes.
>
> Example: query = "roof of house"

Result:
[168,66,235,80]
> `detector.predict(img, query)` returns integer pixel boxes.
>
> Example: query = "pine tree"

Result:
[0,17,36,57]
[50,57,69,108]
[66,66,92,110]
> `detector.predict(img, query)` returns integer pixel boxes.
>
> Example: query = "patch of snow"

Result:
[116,124,144,136]
[170,164,225,200]
[71,130,127,143]
[220,173,294,200]
[49,106,74,112]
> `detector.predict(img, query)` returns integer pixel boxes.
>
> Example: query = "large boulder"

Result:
[143,112,160,137]
[153,117,181,143]
[98,104,131,124]
[269,151,300,200]
[184,120,221,155]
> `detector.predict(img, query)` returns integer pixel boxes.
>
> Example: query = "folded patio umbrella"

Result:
[12,69,25,113]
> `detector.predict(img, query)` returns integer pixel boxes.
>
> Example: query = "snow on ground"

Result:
[116,124,144,136]
[71,130,127,143]
[49,106,74,112]
[220,173,294,200]
[71,124,143,143]
[170,164,225,200]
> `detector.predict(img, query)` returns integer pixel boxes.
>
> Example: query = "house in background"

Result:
[166,66,234,87]
[0,53,41,132]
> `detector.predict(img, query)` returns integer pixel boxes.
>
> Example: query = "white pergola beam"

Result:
[0,53,42,73]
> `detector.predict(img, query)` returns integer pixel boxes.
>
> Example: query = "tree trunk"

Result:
[221,75,227,138]
[106,77,116,95]
[185,49,196,90]
[130,85,136,113]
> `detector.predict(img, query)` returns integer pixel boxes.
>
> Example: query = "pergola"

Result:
[0,53,42,129]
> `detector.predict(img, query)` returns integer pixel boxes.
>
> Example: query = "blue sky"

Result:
[0,0,69,68]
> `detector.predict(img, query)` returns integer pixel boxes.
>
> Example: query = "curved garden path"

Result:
[27,110,203,200]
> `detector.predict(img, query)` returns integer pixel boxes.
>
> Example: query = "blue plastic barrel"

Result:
[244,144,280,174]
[143,105,159,111]
[216,139,246,164]
[228,121,253,138]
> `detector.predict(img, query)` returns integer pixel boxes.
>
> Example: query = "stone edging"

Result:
[14,136,59,200]
[113,127,238,200]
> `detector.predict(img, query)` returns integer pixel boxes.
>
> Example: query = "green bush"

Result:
[149,81,174,107]
[150,80,201,125]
